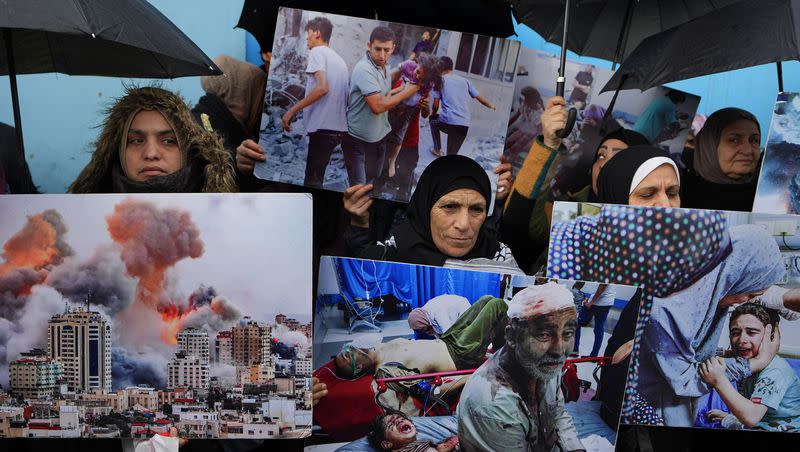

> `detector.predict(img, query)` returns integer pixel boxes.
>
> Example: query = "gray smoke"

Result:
[39,209,75,262]
[111,346,168,390]
[0,285,64,386]
[46,245,136,316]
[0,267,42,320]
[181,296,241,334]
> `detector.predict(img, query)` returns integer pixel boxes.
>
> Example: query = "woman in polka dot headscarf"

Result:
[547,205,785,427]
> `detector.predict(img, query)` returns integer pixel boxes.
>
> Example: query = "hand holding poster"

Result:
[256,8,520,203]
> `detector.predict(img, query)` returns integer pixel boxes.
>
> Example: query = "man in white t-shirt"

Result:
[407,294,472,338]
[281,16,350,188]
[572,282,616,357]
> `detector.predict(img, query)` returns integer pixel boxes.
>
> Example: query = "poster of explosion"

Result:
[753,92,800,214]
[547,201,800,435]
[505,48,700,195]
[309,256,641,451]
[0,194,313,439]
[255,7,519,202]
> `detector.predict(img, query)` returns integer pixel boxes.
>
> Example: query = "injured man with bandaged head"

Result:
[457,282,586,452]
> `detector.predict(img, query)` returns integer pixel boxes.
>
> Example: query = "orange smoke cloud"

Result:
[0,209,71,275]
[106,199,204,307]
[0,209,72,278]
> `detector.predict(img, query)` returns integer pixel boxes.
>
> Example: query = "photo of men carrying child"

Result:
[547,202,800,435]
[307,256,642,451]
[505,49,700,200]
[256,8,518,202]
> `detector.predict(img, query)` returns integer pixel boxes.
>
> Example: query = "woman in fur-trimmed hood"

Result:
[69,86,237,193]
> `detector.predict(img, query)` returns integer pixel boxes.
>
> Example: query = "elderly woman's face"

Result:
[124,110,182,182]
[430,188,487,257]
[717,119,760,179]
[629,164,681,208]
[591,138,628,194]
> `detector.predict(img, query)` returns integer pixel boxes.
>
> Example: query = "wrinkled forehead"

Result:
[525,308,578,331]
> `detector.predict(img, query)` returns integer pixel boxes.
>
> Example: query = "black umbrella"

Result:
[0,0,222,161]
[600,0,799,94]
[236,0,516,53]
[510,0,744,64]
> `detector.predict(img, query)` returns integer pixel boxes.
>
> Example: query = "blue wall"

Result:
[2,7,797,192]
[0,0,248,193]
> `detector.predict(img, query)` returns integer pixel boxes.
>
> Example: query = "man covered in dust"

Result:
[457,282,585,452]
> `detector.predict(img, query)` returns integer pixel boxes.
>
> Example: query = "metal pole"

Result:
[556,0,571,97]
[611,0,636,67]
[777,61,785,93]
[3,29,25,158]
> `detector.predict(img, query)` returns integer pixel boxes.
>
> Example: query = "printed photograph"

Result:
[505,49,700,198]
[753,92,800,214]
[0,194,313,439]
[256,7,520,202]
[307,256,642,452]
[547,202,800,434]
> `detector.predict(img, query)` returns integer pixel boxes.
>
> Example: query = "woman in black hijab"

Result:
[344,155,521,271]
[596,145,682,207]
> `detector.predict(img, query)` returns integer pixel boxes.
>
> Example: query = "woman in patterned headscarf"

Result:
[547,205,785,426]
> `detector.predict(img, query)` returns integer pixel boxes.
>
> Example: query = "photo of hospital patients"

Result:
[255,7,519,203]
[547,202,800,434]
[307,256,642,452]
[753,92,800,214]
[504,49,700,198]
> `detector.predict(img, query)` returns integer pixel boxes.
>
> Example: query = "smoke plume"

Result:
[0,286,65,386]
[111,346,168,390]
[0,209,73,276]
[106,199,204,307]
[46,245,136,316]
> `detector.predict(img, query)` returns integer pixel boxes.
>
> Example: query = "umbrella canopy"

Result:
[236,0,516,53]
[600,0,800,93]
[510,0,744,62]
[0,0,221,162]
[0,0,221,77]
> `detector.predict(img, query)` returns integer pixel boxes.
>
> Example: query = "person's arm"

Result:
[699,357,769,428]
[586,284,608,308]
[645,313,778,397]
[419,95,431,119]
[364,83,420,114]
[783,288,800,312]
[465,80,495,110]
[312,377,328,406]
[390,65,403,83]
[475,95,496,110]
[494,155,513,202]
[281,70,330,131]
[501,97,568,272]
[758,286,800,320]
[459,409,530,451]
[553,380,586,452]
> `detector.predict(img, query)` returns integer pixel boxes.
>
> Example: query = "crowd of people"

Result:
[0,8,789,452]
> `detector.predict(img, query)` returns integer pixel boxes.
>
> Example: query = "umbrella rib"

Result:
[72,0,94,34]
